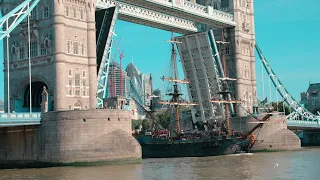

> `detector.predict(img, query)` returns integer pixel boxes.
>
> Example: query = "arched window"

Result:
[73,101,82,110]
[11,45,17,61]
[41,37,51,55]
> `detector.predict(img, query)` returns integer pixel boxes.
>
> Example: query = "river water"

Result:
[0,147,319,180]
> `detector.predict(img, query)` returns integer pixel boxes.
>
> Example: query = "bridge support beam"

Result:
[0,109,141,168]
[296,130,320,146]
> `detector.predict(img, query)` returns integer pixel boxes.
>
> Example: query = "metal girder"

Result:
[256,44,320,125]
[96,7,119,108]
[0,0,40,40]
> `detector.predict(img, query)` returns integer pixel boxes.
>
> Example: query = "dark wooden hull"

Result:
[136,137,249,158]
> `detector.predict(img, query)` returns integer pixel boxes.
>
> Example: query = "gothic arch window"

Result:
[73,101,82,110]
[11,44,17,61]
[41,37,51,55]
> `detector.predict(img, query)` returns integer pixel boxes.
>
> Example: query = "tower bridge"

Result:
[0,1,319,131]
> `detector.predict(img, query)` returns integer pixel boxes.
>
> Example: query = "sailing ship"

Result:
[135,31,252,158]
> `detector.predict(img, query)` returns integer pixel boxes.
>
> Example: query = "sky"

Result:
[1,0,320,102]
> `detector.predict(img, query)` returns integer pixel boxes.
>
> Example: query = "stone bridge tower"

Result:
[216,0,257,116]
[198,0,257,116]
[2,0,97,112]
[230,0,257,116]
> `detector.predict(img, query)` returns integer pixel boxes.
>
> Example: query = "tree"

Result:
[155,111,171,129]
[270,101,292,115]
[132,119,142,130]
[141,119,152,134]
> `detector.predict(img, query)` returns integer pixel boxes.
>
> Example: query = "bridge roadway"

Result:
[0,113,41,127]
[0,112,319,129]
[96,0,235,34]
[287,120,320,130]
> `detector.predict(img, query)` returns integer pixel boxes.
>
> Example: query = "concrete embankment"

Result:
[0,109,141,168]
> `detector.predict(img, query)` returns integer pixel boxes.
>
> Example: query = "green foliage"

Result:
[155,111,171,129]
[270,102,292,115]
[132,119,142,130]
[141,119,152,134]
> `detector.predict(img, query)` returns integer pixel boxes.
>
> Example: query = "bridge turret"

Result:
[86,0,98,109]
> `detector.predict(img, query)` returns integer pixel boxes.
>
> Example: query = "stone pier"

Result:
[231,114,301,151]
[0,109,141,168]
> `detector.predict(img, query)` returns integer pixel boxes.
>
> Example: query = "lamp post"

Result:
[27,4,32,114]
[6,20,10,113]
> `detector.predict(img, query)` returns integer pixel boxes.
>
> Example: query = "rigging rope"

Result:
[268,74,272,104]
[261,56,265,100]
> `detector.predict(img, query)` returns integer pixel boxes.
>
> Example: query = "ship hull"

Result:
[137,137,249,158]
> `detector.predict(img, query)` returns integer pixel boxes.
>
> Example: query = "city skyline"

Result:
[1,1,320,103]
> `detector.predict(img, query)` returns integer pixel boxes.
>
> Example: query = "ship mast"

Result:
[221,30,231,135]
[158,32,197,135]
[172,33,181,134]
[211,29,244,136]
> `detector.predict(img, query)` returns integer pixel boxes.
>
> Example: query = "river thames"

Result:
[0,147,319,180]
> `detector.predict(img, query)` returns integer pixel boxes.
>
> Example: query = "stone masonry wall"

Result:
[231,115,301,151]
[0,109,141,168]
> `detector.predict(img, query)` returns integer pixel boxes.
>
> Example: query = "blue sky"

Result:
[1,0,320,102]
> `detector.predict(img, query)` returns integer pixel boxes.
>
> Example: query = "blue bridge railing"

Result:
[287,120,319,128]
[0,113,41,127]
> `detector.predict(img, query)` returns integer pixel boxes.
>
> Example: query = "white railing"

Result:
[0,113,41,126]
[0,113,41,119]
[97,0,197,32]
[287,120,319,127]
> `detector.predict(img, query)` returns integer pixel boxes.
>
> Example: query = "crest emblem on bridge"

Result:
[173,0,184,8]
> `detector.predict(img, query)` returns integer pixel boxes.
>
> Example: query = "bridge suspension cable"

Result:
[1,0,40,114]
[255,44,320,122]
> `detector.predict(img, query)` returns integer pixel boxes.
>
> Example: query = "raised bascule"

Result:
[0,0,317,167]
